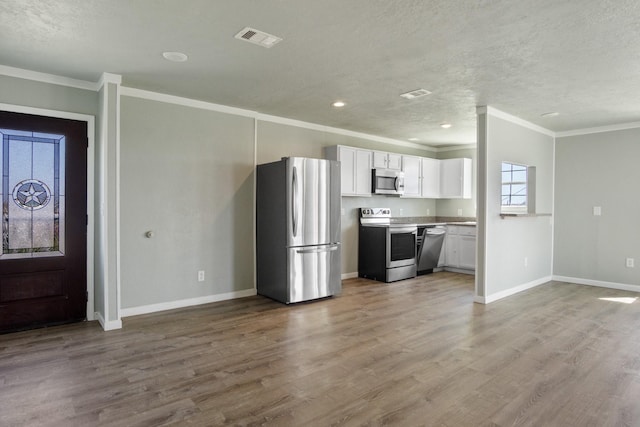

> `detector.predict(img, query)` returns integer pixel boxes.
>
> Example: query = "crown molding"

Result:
[121,86,436,152]
[477,106,555,137]
[556,121,640,138]
[0,64,99,91]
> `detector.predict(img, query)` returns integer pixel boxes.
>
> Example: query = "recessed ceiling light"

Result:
[408,138,419,142]
[541,112,560,118]
[332,101,346,108]
[440,123,452,129]
[400,89,432,100]
[162,51,188,62]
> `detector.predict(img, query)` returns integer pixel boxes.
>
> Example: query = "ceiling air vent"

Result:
[400,89,432,99]
[234,27,282,48]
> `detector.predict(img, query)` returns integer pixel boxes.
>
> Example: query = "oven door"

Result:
[386,226,417,268]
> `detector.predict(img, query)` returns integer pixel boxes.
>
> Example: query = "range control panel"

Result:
[360,207,391,218]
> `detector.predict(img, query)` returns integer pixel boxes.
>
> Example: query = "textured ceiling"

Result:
[1,0,640,147]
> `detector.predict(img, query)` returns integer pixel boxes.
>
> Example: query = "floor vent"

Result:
[234,27,282,48]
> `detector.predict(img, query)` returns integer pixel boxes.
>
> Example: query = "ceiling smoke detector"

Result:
[400,89,432,100]
[234,27,282,48]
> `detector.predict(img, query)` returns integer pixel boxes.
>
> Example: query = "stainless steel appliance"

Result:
[358,208,417,282]
[256,157,341,303]
[416,225,446,275]
[372,169,405,195]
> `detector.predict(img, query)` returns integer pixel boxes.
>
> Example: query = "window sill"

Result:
[499,213,552,219]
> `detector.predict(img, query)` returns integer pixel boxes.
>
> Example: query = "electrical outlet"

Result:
[524,257,528,267]
[399,208,404,216]
[626,258,634,268]
[457,208,463,216]
[593,206,602,216]
[341,208,345,216]
[198,270,205,281]
[427,208,430,216]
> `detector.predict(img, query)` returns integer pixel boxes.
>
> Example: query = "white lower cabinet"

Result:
[443,225,476,273]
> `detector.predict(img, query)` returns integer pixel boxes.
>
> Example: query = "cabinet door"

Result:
[387,153,402,170]
[354,149,372,196]
[372,151,388,169]
[438,237,446,267]
[440,158,472,199]
[337,146,356,195]
[458,235,476,270]
[421,157,440,198]
[440,158,462,198]
[401,155,421,197]
[444,233,459,268]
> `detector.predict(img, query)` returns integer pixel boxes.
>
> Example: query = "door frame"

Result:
[0,102,95,321]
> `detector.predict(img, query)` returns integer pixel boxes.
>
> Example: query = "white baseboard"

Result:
[95,312,123,331]
[552,275,640,293]
[120,288,257,318]
[341,272,358,280]
[443,267,475,275]
[478,276,552,304]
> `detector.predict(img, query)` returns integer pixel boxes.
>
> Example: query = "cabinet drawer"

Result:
[459,226,476,236]
[447,225,458,235]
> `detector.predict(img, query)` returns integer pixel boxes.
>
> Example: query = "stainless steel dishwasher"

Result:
[416,226,446,275]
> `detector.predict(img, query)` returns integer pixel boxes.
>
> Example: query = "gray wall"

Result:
[0,75,98,116]
[120,96,255,308]
[256,120,435,275]
[554,128,640,287]
[479,113,554,297]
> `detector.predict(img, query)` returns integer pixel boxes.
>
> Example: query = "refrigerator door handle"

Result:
[292,166,298,237]
[296,245,340,254]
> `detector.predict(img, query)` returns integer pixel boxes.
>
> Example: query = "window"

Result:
[501,162,527,213]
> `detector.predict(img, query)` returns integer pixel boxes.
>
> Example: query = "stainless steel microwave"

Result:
[371,169,405,195]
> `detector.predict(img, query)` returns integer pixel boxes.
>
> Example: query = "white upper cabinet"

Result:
[325,145,372,197]
[373,151,402,170]
[439,158,472,199]
[421,157,440,198]
[401,155,422,198]
[327,145,471,200]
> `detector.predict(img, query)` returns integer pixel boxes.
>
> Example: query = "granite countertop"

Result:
[390,216,477,226]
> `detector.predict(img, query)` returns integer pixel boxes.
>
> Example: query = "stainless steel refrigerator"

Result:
[256,157,341,303]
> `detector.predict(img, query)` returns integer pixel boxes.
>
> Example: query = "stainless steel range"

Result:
[358,208,417,282]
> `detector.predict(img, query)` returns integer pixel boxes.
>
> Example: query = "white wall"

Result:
[554,128,640,289]
[477,108,554,301]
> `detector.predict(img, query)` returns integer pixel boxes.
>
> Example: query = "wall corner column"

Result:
[96,72,123,330]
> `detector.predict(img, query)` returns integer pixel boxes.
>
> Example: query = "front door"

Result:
[0,110,87,333]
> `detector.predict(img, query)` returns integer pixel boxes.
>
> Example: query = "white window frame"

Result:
[501,161,528,214]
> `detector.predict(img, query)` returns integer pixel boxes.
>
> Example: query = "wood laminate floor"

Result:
[1,272,639,426]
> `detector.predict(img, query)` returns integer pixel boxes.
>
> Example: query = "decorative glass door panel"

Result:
[1,128,65,259]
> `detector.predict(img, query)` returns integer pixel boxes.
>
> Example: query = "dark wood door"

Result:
[0,110,87,333]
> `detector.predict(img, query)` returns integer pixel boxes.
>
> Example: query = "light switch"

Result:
[593,206,602,216]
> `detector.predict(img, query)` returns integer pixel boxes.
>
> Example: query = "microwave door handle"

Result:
[292,166,298,237]
[394,176,399,192]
